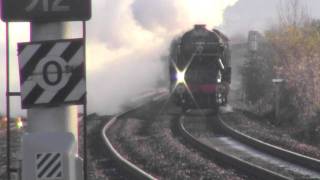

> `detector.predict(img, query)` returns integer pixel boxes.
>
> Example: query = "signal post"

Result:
[1,0,91,179]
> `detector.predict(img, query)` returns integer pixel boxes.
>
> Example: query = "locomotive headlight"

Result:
[176,70,186,84]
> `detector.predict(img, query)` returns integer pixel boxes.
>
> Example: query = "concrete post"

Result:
[28,21,78,145]
[272,79,284,124]
[21,22,80,180]
[275,83,280,122]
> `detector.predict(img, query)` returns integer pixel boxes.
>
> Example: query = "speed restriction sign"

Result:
[18,39,86,109]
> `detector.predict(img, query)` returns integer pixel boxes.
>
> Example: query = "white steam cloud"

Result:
[0,0,239,115]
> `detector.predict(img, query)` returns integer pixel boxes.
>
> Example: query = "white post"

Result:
[21,22,80,180]
[275,83,280,122]
[27,105,78,142]
[272,79,284,124]
[28,21,78,149]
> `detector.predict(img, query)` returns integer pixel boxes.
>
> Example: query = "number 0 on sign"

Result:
[17,39,86,109]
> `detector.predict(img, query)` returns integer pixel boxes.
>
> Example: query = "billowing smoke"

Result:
[131,0,181,32]
[0,0,239,115]
[86,0,240,114]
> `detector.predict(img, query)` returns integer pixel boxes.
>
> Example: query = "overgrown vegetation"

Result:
[241,0,320,140]
[266,19,320,119]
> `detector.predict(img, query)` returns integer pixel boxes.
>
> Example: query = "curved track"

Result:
[99,93,320,179]
[102,113,156,180]
[101,89,167,180]
[178,111,320,179]
[217,115,320,173]
[100,97,244,179]
[178,115,288,180]
[100,89,168,180]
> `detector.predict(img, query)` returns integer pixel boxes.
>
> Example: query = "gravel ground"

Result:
[0,129,23,180]
[220,110,320,160]
[107,101,244,179]
[87,115,129,180]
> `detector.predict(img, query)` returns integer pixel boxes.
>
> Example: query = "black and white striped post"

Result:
[35,153,63,179]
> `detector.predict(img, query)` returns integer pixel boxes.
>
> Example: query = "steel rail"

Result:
[177,116,290,180]
[217,115,320,173]
[102,115,156,180]
[101,91,167,180]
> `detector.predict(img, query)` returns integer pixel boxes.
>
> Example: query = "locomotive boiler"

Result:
[169,24,231,111]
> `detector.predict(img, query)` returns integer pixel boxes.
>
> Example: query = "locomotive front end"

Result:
[169,24,231,111]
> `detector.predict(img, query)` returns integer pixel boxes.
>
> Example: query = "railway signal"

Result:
[248,31,259,53]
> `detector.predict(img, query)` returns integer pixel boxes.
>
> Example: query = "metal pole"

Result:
[82,21,88,180]
[5,21,11,180]
[83,101,87,180]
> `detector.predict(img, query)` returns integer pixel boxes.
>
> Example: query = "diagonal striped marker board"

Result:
[36,153,63,179]
[18,39,86,109]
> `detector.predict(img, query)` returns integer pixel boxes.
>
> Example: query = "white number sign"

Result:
[25,0,70,12]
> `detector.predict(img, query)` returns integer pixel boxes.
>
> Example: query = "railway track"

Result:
[99,90,167,180]
[218,112,320,172]
[88,89,168,179]
[98,93,320,179]
[218,114,320,173]
[101,99,246,179]
[178,110,320,179]
[102,112,156,180]
[87,115,134,180]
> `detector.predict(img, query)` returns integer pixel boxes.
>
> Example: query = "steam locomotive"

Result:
[169,24,231,111]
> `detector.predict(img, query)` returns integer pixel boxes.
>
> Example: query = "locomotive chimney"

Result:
[194,24,206,29]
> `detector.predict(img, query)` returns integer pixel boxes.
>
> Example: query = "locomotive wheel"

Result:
[222,96,227,105]
[212,93,219,114]
[212,105,219,114]
[181,99,188,113]
[182,105,188,113]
